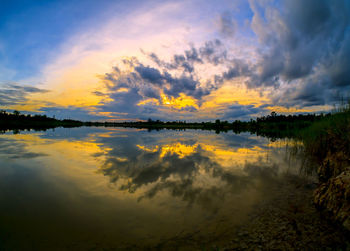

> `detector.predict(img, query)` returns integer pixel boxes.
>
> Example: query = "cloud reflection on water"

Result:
[0,128,301,249]
[96,130,292,210]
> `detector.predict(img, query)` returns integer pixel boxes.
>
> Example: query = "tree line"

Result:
[0,109,333,139]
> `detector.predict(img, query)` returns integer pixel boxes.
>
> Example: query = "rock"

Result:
[318,151,350,182]
[314,167,350,231]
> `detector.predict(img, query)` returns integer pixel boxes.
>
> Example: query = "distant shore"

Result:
[1,108,350,247]
[0,109,328,139]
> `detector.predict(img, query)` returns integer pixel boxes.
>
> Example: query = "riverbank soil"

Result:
[224,174,350,250]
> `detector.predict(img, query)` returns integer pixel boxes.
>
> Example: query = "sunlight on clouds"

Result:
[160,93,199,110]
[7,133,108,167]
[33,1,208,112]
[202,144,267,168]
[89,111,128,118]
[136,140,268,168]
[2,0,347,121]
[269,105,333,114]
[136,144,159,153]
[8,96,53,113]
[202,79,268,109]
[2,133,135,200]
[137,98,160,106]
[159,143,198,158]
[137,143,198,159]
[116,88,129,93]
[9,1,275,120]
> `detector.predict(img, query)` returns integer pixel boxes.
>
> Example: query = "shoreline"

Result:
[224,173,349,250]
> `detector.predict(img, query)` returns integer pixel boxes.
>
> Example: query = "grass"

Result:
[298,105,350,181]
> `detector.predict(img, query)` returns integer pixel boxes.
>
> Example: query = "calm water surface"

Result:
[0,127,303,249]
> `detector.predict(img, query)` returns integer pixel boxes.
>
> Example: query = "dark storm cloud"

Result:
[222,59,251,80]
[163,74,208,99]
[145,39,227,71]
[106,61,212,100]
[270,76,343,108]
[96,40,232,120]
[199,40,228,65]
[179,105,198,112]
[133,63,212,99]
[97,0,349,121]
[94,67,163,120]
[328,32,350,88]
[184,47,203,64]
[134,65,164,86]
[0,83,49,106]
[246,0,350,107]
[139,85,160,99]
[219,11,237,37]
[222,103,268,120]
[99,87,145,114]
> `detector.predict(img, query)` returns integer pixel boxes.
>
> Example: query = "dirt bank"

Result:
[224,174,349,250]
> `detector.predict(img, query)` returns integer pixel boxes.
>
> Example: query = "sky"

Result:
[0,0,349,121]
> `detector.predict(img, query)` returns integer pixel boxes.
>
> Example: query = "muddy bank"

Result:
[314,167,350,232]
[224,174,349,250]
[300,109,350,232]
[312,138,350,232]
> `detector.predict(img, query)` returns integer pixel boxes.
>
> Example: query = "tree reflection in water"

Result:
[0,128,309,249]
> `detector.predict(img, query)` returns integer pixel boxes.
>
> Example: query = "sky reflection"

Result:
[0,128,301,249]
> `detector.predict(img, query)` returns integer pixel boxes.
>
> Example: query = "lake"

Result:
[0,127,314,249]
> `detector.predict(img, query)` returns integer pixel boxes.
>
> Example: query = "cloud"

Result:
[144,39,227,70]
[222,59,251,81]
[94,40,236,120]
[134,64,208,100]
[95,131,284,207]
[222,103,269,120]
[92,0,349,117]
[5,0,348,121]
[134,65,164,87]
[0,83,49,106]
[38,106,109,121]
[0,137,47,159]
[0,83,108,121]
[244,0,350,106]
[98,137,227,205]
[219,11,237,37]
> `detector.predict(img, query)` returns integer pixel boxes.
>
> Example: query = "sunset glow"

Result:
[1,0,349,121]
